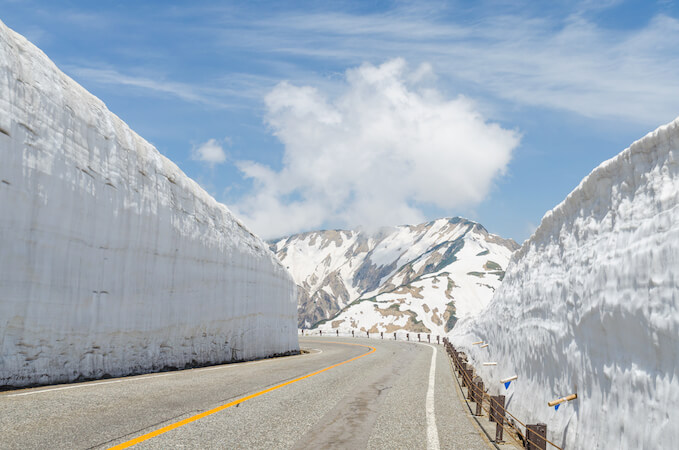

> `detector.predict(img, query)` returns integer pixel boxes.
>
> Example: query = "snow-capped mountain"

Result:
[451,117,679,448]
[270,217,519,334]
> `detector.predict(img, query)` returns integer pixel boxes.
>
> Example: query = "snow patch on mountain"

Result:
[451,117,679,449]
[0,20,298,388]
[271,217,518,334]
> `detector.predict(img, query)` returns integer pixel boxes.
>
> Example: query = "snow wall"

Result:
[451,117,679,449]
[0,20,298,388]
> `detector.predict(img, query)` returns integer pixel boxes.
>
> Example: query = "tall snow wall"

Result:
[0,20,298,388]
[451,117,679,449]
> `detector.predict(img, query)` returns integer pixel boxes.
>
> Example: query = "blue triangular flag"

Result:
[555,404,560,411]
[504,381,511,389]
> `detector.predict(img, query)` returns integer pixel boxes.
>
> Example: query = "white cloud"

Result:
[210,7,679,126]
[66,66,271,109]
[192,138,227,166]
[232,59,520,239]
[65,4,679,126]
[525,222,539,240]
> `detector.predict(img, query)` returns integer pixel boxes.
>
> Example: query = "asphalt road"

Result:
[1,336,490,449]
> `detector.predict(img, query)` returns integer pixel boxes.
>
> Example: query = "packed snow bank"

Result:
[0,20,297,388]
[451,117,679,449]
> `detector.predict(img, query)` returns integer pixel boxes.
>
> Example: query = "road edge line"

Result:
[426,344,441,450]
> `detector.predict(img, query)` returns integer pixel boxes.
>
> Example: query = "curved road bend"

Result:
[0,337,489,449]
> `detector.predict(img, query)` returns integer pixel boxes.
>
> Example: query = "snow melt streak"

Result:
[452,118,679,449]
[0,21,297,388]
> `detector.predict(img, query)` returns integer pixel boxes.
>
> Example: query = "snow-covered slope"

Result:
[271,218,519,334]
[451,117,679,449]
[0,20,297,388]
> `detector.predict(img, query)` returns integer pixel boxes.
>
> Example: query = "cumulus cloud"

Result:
[232,59,520,239]
[191,138,227,166]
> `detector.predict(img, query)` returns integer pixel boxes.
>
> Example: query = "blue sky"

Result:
[2,0,678,242]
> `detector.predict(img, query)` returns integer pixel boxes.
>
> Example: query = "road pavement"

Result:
[1,336,490,449]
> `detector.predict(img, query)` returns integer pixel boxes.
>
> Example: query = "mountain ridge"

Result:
[270,217,519,333]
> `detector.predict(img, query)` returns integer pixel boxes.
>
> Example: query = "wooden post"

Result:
[489,395,505,442]
[319,330,322,336]
[465,369,474,399]
[352,330,354,337]
[417,333,421,342]
[427,334,431,343]
[367,331,369,338]
[381,331,383,339]
[336,329,339,336]
[407,333,409,341]
[394,332,397,340]
[461,368,467,389]
[475,380,484,416]
[526,423,547,450]
[437,335,440,344]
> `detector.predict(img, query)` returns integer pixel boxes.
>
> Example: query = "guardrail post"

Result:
[474,380,484,416]
[367,331,370,338]
[380,331,383,339]
[417,333,421,342]
[465,369,474,399]
[352,330,355,337]
[427,334,431,343]
[526,423,547,450]
[437,335,440,344]
[336,329,339,336]
[407,333,410,341]
[394,332,397,340]
[489,395,505,442]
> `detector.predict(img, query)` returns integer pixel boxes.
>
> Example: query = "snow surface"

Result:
[0,20,298,388]
[274,218,518,333]
[451,117,679,449]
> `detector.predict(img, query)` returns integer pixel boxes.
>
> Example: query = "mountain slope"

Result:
[270,217,519,334]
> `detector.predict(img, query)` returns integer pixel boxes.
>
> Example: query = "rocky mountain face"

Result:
[270,218,519,334]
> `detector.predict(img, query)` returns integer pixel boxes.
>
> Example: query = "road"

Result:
[1,337,490,449]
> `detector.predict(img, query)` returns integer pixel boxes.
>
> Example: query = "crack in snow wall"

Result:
[0,20,298,388]
[451,117,679,449]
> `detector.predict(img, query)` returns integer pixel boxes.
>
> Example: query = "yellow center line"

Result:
[108,340,376,449]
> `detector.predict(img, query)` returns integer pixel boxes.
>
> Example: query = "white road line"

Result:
[5,347,317,398]
[426,344,441,450]
[5,373,173,397]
